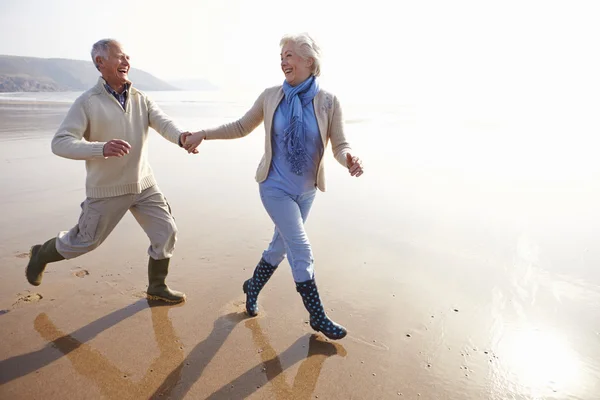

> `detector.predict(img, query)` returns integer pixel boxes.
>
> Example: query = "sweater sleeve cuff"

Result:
[166,126,183,145]
[92,142,106,158]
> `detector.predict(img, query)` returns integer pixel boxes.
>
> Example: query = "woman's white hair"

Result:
[280,33,322,77]
[91,39,119,71]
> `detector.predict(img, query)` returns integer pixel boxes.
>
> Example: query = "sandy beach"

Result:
[1,98,600,400]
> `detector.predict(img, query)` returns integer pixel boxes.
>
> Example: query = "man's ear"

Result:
[95,56,104,69]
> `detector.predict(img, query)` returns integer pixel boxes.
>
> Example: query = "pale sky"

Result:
[0,0,599,130]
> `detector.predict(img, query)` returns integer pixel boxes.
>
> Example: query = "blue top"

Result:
[261,99,323,195]
[104,83,129,110]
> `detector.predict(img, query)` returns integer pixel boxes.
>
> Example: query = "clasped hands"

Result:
[180,131,205,154]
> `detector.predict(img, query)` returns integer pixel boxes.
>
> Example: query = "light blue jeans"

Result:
[259,184,317,282]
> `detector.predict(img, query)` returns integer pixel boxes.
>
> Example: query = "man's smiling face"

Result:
[97,41,130,91]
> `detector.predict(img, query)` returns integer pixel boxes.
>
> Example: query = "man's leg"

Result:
[27,196,131,286]
[26,239,64,286]
[129,186,184,303]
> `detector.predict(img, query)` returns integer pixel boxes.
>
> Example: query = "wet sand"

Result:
[1,101,600,399]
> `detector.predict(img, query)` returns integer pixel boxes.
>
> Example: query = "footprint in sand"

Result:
[14,292,43,306]
[73,269,90,278]
[228,299,257,316]
[132,291,148,299]
[15,252,29,259]
[232,300,246,307]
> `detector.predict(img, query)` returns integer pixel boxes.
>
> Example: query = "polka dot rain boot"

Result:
[242,258,278,317]
[296,279,347,340]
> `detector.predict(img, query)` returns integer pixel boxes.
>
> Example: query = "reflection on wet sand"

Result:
[206,318,346,399]
[493,328,581,397]
[0,300,149,385]
[149,312,247,399]
[483,232,595,399]
[32,300,184,400]
[247,318,347,399]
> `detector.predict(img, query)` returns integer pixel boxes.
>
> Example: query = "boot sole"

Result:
[25,245,42,286]
[310,322,348,340]
[146,293,186,303]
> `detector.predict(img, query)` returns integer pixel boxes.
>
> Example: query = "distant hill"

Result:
[0,55,178,92]
[167,78,219,91]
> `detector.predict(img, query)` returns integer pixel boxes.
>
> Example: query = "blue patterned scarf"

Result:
[282,75,320,175]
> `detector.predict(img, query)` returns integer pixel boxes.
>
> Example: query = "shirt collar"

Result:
[102,78,130,95]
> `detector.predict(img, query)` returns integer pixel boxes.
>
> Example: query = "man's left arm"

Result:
[147,97,186,146]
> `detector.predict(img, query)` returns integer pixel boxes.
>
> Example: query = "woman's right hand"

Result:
[183,131,206,153]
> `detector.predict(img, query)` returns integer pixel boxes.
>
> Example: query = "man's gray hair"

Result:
[280,33,322,77]
[91,39,119,71]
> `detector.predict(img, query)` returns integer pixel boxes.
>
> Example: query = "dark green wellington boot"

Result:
[296,279,347,340]
[26,238,65,286]
[146,257,186,303]
[242,258,278,316]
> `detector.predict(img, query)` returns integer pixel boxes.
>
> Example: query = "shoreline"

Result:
[0,99,72,105]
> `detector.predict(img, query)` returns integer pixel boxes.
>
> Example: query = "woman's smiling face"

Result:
[280,41,313,86]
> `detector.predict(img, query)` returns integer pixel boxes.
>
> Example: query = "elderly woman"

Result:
[184,33,363,340]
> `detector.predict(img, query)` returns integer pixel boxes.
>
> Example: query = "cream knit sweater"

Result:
[52,78,183,198]
[202,86,352,192]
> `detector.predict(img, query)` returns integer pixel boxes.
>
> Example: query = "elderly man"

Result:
[25,39,195,303]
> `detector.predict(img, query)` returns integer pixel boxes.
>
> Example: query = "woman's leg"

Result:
[259,186,314,282]
[258,187,346,339]
[261,188,316,274]
[261,229,287,267]
[243,186,310,316]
